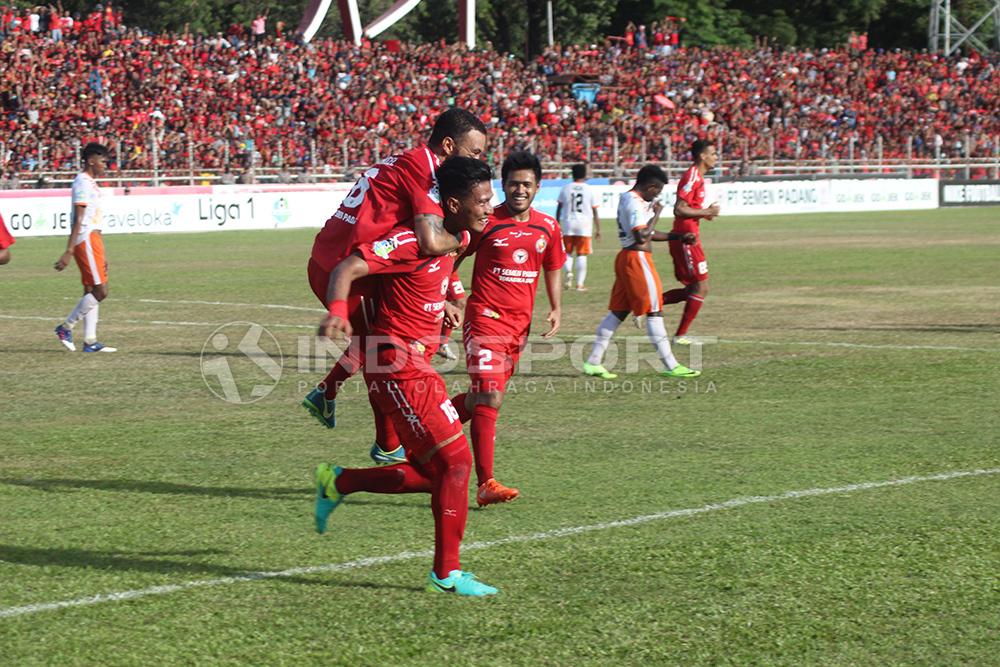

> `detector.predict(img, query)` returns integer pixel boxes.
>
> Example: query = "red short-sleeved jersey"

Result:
[0,212,15,249]
[311,146,442,271]
[464,205,565,337]
[356,226,455,351]
[672,165,705,235]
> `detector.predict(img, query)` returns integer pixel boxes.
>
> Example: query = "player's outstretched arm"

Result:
[317,254,369,339]
[649,230,697,243]
[673,200,720,220]
[413,213,463,256]
[541,268,562,338]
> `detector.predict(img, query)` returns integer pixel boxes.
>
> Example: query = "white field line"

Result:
[718,338,999,353]
[1,467,997,620]
[3,314,998,352]
[0,314,314,330]
[59,296,325,313]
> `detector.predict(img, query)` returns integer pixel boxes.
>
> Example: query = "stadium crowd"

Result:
[0,5,997,181]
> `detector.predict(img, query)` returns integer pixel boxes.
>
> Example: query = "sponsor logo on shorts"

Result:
[372,238,397,259]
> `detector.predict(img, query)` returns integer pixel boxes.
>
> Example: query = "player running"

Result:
[53,142,116,353]
[449,151,565,506]
[583,165,699,380]
[663,140,721,343]
[556,163,600,291]
[313,157,498,597]
[304,108,487,466]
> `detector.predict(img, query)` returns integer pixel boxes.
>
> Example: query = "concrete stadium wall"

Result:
[1,178,943,239]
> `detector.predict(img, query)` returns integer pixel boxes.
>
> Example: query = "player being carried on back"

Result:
[304,108,487,467]
[448,151,566,506]
[583,165,700,380]
[313,157,498,597]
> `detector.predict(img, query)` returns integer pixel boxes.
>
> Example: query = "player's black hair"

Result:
[82,142,109,161]
[428,108,488,147]
[691,139,712,161]
[635,164,669,187]
[571,163,588,180]
[437,156,494,201]
[501,150,542,184]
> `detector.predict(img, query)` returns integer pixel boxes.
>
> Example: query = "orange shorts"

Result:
[608,249,663,316]
[73,231,108,286]
[563,235,592,256]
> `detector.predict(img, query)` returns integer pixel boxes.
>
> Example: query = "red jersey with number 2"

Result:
[464,205,566,337]
[311,146,443,271]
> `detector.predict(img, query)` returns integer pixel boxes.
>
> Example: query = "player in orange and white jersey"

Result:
[53,142,116,353]
[556,163,600,291]
[583,165,699,379]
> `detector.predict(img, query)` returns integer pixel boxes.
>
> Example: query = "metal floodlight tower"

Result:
[928,0,1000,55]
[298,0,476,47]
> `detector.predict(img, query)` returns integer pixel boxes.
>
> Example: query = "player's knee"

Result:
[93,285,109,301]
[475,391,504,409]
[0,249,11,265]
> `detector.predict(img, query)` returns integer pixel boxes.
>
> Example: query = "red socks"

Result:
[471,404,499,486]
[335,463,432,494]
[426,439,472,577]
[675,294,705,336]
[370,395,401,451]
[322,339,364,399]
[332,438,472,579]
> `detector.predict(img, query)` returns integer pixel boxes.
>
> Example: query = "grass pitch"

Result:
[2,208,999,665]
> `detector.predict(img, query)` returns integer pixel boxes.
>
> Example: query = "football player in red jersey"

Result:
[663,140,721,343]
[449,151,566,506]
[304,108,488,467]
[0,211,14,265]
[313,157,499,597]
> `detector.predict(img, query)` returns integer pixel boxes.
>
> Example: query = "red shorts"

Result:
[0,214,15,249]
[463,320,527,393]
[669,241,709,285]
[73,231,108,286]
[563,235,592,256]
[365,346,463,463]
[307,256,378,332]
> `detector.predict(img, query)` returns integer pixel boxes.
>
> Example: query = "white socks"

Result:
[83,303,99,344]
[646,315,678,370]
[574,255,588,287]
[563,255,573,274]
[587,312,623,365]
[65,293,99,328]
